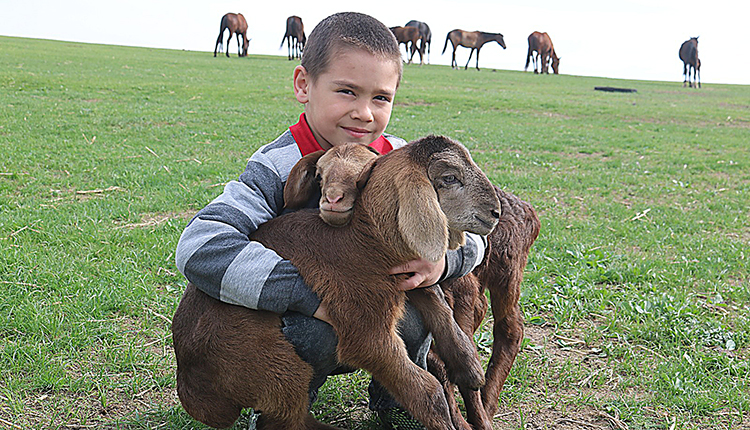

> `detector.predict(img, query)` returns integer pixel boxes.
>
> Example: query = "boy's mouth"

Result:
[342,126,370,138]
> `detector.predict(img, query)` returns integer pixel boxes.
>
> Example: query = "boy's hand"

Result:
[390,257,446,291]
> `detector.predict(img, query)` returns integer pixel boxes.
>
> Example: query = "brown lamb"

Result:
[171,136,501,430]
[429,186,540,430]
[289,144,540,430]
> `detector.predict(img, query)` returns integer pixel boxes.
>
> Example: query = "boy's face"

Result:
[293,48,400,149]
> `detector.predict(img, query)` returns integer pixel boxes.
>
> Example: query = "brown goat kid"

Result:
[172,136,501,430]
[292,145,540,430]
[285,144,487,392]
[430,187,539,430]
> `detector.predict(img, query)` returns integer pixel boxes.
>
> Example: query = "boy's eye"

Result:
[338,89,355,96]
[374,95,392,103]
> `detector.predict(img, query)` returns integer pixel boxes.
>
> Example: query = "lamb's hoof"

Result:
[447,357,485,390]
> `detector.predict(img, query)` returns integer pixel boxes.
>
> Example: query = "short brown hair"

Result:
[301,12,402,84]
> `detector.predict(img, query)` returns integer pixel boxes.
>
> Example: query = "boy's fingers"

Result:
[397,272,425,291]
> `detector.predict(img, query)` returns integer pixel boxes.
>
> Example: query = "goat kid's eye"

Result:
[442,175,460,185]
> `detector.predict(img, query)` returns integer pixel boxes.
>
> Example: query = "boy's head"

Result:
[301,12,403,84]
[293,12,403,149]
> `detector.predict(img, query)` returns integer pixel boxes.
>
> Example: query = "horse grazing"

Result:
[214,13,249,58]
[442,30,506,71]
[390,26,423,64]
[405,20,432,64]
[525,31,560,75]
[679,37,701,88]
[281,16,306,61]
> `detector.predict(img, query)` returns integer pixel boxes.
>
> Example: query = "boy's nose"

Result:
[351,101,374,122]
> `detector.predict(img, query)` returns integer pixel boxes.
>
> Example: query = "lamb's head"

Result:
[283,143,380,226]
[361,135,501,262]
[424,136,500,247]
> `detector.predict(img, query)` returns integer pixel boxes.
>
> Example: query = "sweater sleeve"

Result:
[174,135,321,317]
[440,232,487,282]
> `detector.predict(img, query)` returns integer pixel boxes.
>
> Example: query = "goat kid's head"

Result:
[363,135,501,262]
[284,143,380,227]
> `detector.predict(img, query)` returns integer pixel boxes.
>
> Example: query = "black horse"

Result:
[679,37,701,88]
[405,20,432,64]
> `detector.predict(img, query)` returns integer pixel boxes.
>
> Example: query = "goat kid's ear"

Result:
[356,157,378,190]
[397,172,449,262]
[284,150,325,209]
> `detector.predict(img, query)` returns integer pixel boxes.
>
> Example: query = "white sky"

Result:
[2,0,748,85]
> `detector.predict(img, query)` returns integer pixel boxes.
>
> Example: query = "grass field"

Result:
[1,36,748,430]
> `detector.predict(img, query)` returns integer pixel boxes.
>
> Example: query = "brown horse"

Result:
[214,13,249,58]
[525,31,560,74]
[442,30,506,71]
[405,20,432,64]
[280,16,305,61]
[679,37,701,88]
[390,26,423,64]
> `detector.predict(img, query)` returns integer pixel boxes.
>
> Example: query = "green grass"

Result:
[1,36,748,429]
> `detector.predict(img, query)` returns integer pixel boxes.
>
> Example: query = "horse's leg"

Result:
[475,48,481,71]
[683,63,688,87]
[697,65,701,88]
[464,48,474,70]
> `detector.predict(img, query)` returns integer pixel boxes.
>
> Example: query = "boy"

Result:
[175,12,486,429]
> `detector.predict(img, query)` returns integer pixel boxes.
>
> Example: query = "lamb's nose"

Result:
[326,191,343,205]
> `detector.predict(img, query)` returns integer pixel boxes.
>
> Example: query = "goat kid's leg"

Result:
[427,351,472,430]
[407,285,484,390]
[341,334,455,430]
[481,307,523,418]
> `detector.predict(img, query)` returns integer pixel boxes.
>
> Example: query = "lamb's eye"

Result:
[443,175,459,185]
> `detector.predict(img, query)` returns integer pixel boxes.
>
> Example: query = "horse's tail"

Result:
[524,45,532,71]
[280,30,289,49]
[216,15,228,52]
[441,32,451,55]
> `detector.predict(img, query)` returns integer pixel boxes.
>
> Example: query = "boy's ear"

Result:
[293,65,310,104]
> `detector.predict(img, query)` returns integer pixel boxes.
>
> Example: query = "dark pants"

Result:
[281,301,431,411]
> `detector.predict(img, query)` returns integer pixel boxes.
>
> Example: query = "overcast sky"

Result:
[2,0,748,85]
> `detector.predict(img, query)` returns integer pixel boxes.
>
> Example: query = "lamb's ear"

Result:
[356,157,378,190]
[284,150,325,209]
[396,172,449,262]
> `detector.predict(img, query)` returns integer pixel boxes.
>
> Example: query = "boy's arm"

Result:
[441,232,487,281]
[174,144,321,317]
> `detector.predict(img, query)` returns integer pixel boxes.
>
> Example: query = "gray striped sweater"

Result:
[175,123,486,317]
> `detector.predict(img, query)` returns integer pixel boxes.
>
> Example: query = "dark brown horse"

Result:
[390,26,423,64]
[442,30,506,71]
[214,13,249,58]
[405,20,432,64]
[525,31,560,74]
[679,37,701,88]
[280,16,305,61]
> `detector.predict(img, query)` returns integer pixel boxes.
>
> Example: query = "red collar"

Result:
[289,113,393,156]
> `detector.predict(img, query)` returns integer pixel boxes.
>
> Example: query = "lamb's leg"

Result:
[172,285,321,430]
[407,285,484,390]
[427,351,472,430]
[481,305,523,418]
[337,326,455,430]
